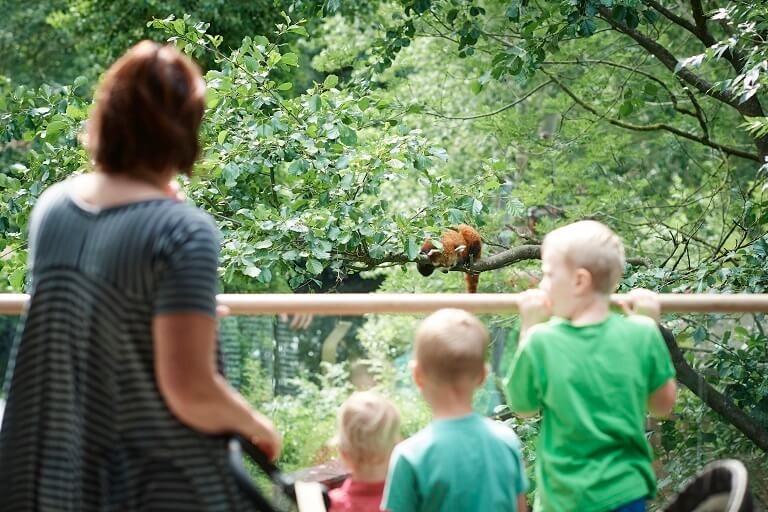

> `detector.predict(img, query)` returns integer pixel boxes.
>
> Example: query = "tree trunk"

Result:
[660,327,768,452]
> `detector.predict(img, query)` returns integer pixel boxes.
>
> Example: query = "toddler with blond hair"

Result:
[383,308,529,512]
[506,220,676,512]
[329,391,400,512]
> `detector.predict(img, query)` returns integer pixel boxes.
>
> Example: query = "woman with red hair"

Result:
[0,41,279,511]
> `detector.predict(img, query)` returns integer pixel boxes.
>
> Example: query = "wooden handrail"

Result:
[2,293,768,315]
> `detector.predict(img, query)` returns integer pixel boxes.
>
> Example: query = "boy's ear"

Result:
[477,364,489,386]
[410,360,424,388]
[574,267,593,294]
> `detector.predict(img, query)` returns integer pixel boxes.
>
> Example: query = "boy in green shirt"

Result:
[383,308,529,512]
[505,220,676,512]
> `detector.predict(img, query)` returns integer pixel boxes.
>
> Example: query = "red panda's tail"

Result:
[465,273,479,293]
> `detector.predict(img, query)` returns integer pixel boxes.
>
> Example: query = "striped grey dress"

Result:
[0,181,256,511]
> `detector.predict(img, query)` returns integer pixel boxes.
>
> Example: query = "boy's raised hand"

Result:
[619,288,661,322]
[518,289,552,333]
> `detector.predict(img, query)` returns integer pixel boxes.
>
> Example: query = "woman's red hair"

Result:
[86,41,206,176]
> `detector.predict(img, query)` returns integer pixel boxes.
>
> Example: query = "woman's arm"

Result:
[153,312,281,460]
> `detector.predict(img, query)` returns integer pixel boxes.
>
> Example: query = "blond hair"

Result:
[415,308,488,383]
[542,220,625,294]
[337,391,400,465]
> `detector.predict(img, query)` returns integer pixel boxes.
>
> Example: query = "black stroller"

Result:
[663,459,755,512]
[229,436,331,512]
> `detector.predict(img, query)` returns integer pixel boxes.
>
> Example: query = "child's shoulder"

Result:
[482,418,523,450]
[613,313,659,335]
[391,424,437,461]
[524,318,573,347]
[526,318,565,339]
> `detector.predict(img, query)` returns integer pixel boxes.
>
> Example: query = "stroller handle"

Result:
[228,436,331,511]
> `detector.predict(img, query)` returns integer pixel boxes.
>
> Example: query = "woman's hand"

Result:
[249,414,282,462]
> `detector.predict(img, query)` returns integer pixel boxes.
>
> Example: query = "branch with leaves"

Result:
[544,71,760,162]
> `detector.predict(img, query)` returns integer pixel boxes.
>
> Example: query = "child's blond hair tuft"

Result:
[337,391,401,466]
[415,308,488,384]
[542,220,625,294]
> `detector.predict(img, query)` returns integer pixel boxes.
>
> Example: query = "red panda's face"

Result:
[420,241,444,266]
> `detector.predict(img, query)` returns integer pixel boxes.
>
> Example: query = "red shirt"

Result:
[328,478,386,512]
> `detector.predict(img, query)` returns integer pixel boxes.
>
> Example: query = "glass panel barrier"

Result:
[2,303,767,508]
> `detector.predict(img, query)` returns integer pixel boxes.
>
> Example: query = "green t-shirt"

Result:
[382,413,529,512]
[504,314,675,512]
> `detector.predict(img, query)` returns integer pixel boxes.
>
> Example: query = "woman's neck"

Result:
[71,171,174,209]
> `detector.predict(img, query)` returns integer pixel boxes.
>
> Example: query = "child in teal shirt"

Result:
[505,220,677,512]
[383,309,528,512]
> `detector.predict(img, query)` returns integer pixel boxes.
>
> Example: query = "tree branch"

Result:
[644,0,701,40]
[689,0,717,46]
[677,77,710,138]
[424,80,553,120]
[644,0,747,73]
[598,7,754,114]
[543,60,703,120]
[415,245,650,273]
[660,327,768,451]
[545,71,761,162]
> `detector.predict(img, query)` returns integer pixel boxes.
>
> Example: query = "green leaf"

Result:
[339,125,357,146]
[618,100,634,117]
[336,155,351,170]
[223,163,241,186]
[258,267,273,283]
[470,81,483,95]
[254,240,273,249]
[44,119,68,139]
[406,238,420,260]
[368,244,386,259]
[217,130,228,144]
[643,82,658,96]
[253,35,270,48]
[267,50,282,67]
[243,266,262,278]
[309,95,321,112]
[323,74,339,89]
[9,268,25,291]
[579,18,597,36]
[287,26,309,37]
[625,10,640,29]
[642,9,658,24]
[281,52,299,67]
[277,82,293,91]
[306,258,324,275]
[288,159,309,174]
[447,208,465,224]
[244,56,260,72]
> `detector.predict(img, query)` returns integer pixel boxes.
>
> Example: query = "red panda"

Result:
[416,224,482,293]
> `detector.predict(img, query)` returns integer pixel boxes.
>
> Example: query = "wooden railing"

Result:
[2,293,768,315]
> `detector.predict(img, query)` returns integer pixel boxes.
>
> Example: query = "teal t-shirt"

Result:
[505,314,676,512]
[382,413,528,512]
